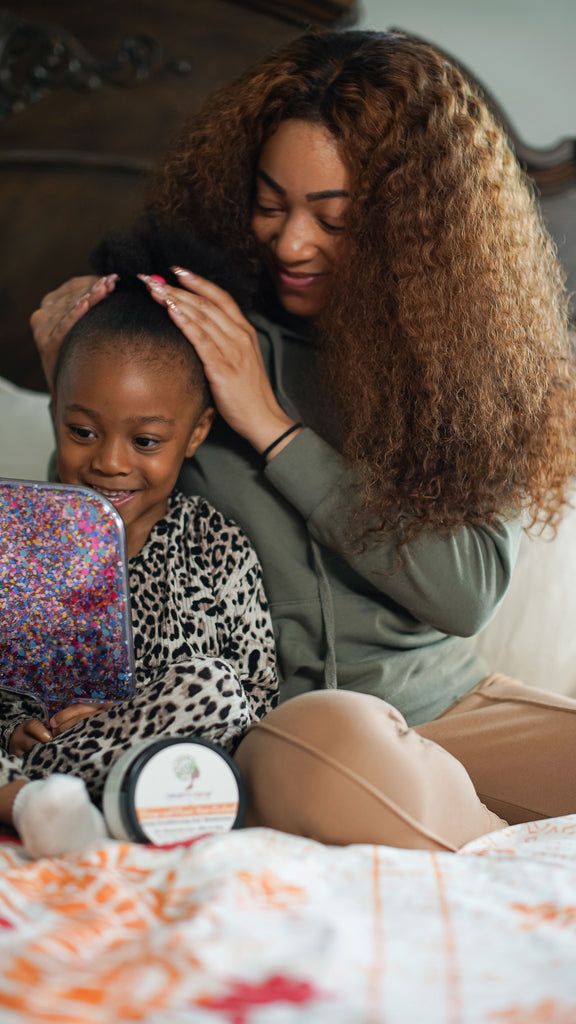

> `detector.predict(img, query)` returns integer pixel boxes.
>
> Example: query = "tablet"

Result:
[0,478,135,718]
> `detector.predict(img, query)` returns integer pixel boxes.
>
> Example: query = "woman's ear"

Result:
[185,405,216,458]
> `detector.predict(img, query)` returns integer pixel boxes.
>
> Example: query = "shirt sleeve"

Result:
[264,428,523,637]
[0,688,45,753]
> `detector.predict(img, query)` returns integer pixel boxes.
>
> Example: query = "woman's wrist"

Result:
[246,415,303,461]
[261,423,303,462]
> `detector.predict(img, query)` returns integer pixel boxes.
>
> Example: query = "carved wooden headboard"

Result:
[1,4,573,392]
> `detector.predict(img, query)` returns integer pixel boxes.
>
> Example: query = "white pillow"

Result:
[475,491,576,698]
[0,377,53,481]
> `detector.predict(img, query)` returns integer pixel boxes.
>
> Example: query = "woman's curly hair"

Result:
[152,29,576,544]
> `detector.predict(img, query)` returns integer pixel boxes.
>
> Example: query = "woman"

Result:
[32,30,576,849]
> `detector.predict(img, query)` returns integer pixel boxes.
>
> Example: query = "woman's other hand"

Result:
[30,275,118,391]
[50,702,112,737]
[141,270,300,457]
[9,719,53,756]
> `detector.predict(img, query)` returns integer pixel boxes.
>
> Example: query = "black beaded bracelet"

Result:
[262,422,303,461]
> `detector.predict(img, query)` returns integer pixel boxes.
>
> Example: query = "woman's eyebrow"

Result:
[256,169,285,195]
[256,168,348,201]
[306,188,349,201]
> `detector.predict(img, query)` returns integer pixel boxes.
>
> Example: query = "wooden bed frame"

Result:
[1,4,574,390]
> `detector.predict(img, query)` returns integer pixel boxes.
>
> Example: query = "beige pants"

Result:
[234,674,576,852]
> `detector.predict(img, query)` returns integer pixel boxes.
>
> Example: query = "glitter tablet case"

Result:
[0,478,135,718]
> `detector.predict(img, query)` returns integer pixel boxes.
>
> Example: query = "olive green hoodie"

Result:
[178,312,522,726]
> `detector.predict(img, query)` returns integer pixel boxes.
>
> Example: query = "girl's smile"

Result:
[90,485,138,508]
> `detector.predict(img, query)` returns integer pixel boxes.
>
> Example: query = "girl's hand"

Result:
[10,719,53,756]
[141,270,300,457]
[50,702,112,737]
[30,275,118,391]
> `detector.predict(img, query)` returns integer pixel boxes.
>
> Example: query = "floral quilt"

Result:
[0,817,575,1023]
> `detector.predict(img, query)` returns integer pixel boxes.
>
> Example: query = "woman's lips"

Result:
[276,267,327,290]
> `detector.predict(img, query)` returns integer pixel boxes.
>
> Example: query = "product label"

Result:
[133,743,240,844]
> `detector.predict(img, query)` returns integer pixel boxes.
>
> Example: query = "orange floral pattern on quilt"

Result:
[0,817,575,1022]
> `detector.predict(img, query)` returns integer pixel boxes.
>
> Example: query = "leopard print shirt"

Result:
[0,491,278,750]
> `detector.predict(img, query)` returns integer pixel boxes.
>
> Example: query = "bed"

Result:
[1,14,576,1022]
[1,817,576,1022]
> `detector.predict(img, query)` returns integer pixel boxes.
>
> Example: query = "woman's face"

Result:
[251,119,351,320]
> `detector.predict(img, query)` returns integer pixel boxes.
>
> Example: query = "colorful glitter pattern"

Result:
[0,480,135,716]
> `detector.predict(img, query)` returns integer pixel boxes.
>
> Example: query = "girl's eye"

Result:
[133,437,159,450]
[69,425,95,440]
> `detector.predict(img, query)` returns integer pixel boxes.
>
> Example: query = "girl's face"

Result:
[53,348,214,558]
[251,119,351,321]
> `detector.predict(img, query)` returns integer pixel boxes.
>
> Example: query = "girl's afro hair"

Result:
[90,213,256,310]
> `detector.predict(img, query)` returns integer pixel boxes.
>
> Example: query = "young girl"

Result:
[0,220,278,858]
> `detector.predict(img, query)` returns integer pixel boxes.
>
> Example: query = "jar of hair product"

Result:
[103,736,245,845]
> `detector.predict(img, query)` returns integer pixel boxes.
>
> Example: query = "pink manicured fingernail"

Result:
[138,274,166,295]
[149,274,166,284]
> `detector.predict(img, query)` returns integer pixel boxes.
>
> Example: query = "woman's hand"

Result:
[10,719,53,756]
[141,270,300,457]
[50,702,112,738]
[30,275,118,391]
